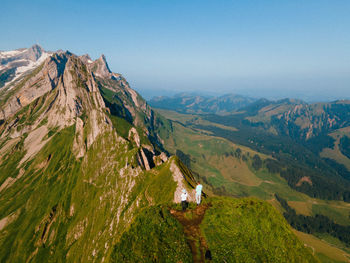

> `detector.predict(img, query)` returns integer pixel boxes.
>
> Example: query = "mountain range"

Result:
[0,45,345,262]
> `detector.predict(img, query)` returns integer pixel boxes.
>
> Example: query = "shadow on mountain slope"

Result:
[170,204,212,263]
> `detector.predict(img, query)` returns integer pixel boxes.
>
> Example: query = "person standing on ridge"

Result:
[181,189,188,211]
[195,182,203,205]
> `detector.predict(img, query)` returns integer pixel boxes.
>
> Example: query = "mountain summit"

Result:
[0,44,49,89]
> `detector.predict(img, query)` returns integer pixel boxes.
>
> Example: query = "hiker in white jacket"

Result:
[181,189,188,211]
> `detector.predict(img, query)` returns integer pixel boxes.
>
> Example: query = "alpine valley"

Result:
[0,45,347,263]
[151,94,350,262]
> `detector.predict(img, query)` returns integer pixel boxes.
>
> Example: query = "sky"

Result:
[1,0,349,101]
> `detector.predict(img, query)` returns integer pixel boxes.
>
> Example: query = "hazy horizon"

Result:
[136,84,350,103]
[1,0,349,101]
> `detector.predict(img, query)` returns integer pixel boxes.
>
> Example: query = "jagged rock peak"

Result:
[0,44,51,89]
[0,44,44,60]
[27,44,44,60]
[0,50,105,122]
[92,54,112,78]
[99,54,108,65]
[79,54,92,64]
[0,44,46,62]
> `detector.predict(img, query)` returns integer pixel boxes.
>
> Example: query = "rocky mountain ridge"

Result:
[0,46,184,262]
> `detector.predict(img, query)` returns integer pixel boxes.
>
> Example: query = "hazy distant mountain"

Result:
[0,44,51,89]
[239,98,350,141]
[149,93,257,114]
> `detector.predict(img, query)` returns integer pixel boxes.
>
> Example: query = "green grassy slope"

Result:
[111,206,192,263]
[0,126,81,262]
[112,197,318,263]
[0,123,168,262]
[201,197,318,263]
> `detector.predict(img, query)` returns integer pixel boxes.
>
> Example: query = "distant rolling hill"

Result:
[149,93,256,114]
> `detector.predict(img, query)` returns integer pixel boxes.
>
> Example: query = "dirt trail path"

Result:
[170,204,211,263]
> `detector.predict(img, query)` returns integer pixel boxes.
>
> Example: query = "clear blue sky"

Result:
[1,0,349,100]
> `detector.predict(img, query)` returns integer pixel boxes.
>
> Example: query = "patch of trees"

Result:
[279,166,350,202]
[235,148,242,159]
[327,104,350,128]
[305,135,335,154]
[224,148,242,159]
[275,194,350,246]
[324,158,350,180]
[340,136,350,159]
[252,154,262,170]
[264,158,282,174]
